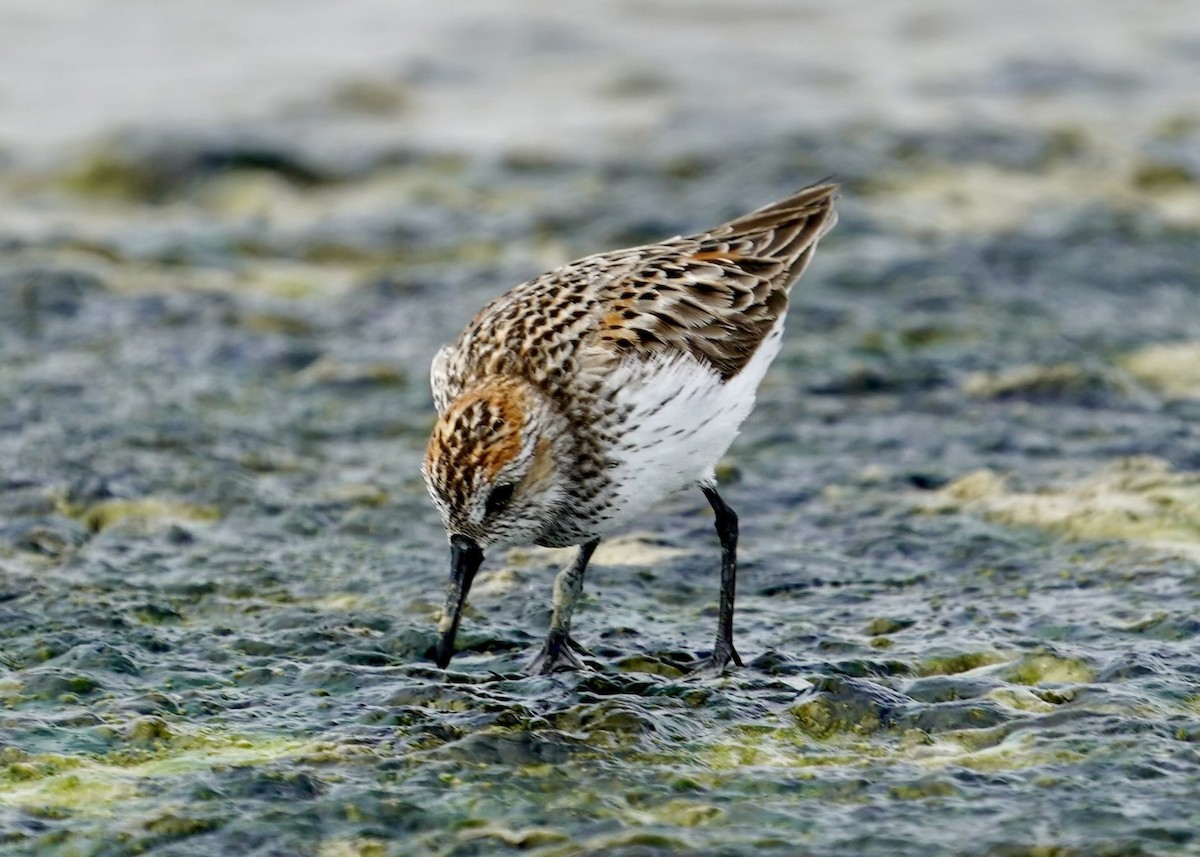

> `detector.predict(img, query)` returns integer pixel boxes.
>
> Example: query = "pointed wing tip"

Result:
[786,178,840,207]
[720,179,840,238]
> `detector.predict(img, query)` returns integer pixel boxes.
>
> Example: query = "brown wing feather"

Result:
[591,181,838,379]
[431,182,838,406]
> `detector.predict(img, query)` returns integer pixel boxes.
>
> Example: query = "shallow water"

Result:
[2,2,1200,856]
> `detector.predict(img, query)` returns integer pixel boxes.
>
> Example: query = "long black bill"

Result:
[434,534,485,669]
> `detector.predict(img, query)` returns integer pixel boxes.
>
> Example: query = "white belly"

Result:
[599,316,786,532]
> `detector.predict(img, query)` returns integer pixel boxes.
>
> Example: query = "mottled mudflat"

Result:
[2,2,1200,856]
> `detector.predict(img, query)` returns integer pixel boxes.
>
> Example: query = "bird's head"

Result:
[422,377,570,667]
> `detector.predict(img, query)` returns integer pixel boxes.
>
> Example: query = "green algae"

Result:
[1133,161,1197,192]
[58,498,223,535]
[704,731,859,770]
[689,705,1099,786]
[316,838,395,857]
[917,652,1009,678]
[866,617,916,636]
[293,358,408,390]
[983,688,1060,714]
[1,671,102,704]
[0,730,318,814]
[613,655,687,678]
[962,362,1131,404]
[59,147,165,202]
[142,808,222,838]
[124,716,174,743]
[324,78,412,117]
[1004,652,1094,687]
[790,698,886,740]
[922,458,1200,560]
[1122,341,1200,400]
[918,732,1089,775]
[862,135,1200,236]
[889,778,960,801]
[457,825,571,848]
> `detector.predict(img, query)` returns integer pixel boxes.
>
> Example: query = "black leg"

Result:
[700,484,743,671]
[527,539,600,674]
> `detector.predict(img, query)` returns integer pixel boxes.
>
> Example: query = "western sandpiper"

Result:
[423,181,838,673]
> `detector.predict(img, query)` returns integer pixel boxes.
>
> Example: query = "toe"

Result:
[526,635,588,675]
[691,640,742,676]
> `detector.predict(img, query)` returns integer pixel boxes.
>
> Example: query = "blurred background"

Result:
[3,2,1200,856]
[2,0,1198,161]
[1,0,1197,294]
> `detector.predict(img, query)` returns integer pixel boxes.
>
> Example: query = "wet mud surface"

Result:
[3,4,1200,856]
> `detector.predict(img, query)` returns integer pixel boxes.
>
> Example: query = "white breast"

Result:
[598,315,786,533]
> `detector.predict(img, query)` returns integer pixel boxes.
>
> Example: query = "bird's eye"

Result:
[485,483,516,517]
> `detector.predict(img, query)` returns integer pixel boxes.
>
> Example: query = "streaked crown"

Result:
[422,377,564,549]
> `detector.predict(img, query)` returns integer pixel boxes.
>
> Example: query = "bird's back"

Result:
[431,181,838,412]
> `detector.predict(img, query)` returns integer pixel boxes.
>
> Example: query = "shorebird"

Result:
[423,181,838,673]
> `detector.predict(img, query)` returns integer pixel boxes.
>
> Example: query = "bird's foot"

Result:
[691,638,743,677]
[526,632,590,675]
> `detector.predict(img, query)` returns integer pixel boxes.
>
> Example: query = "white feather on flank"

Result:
[600,314,786,534]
